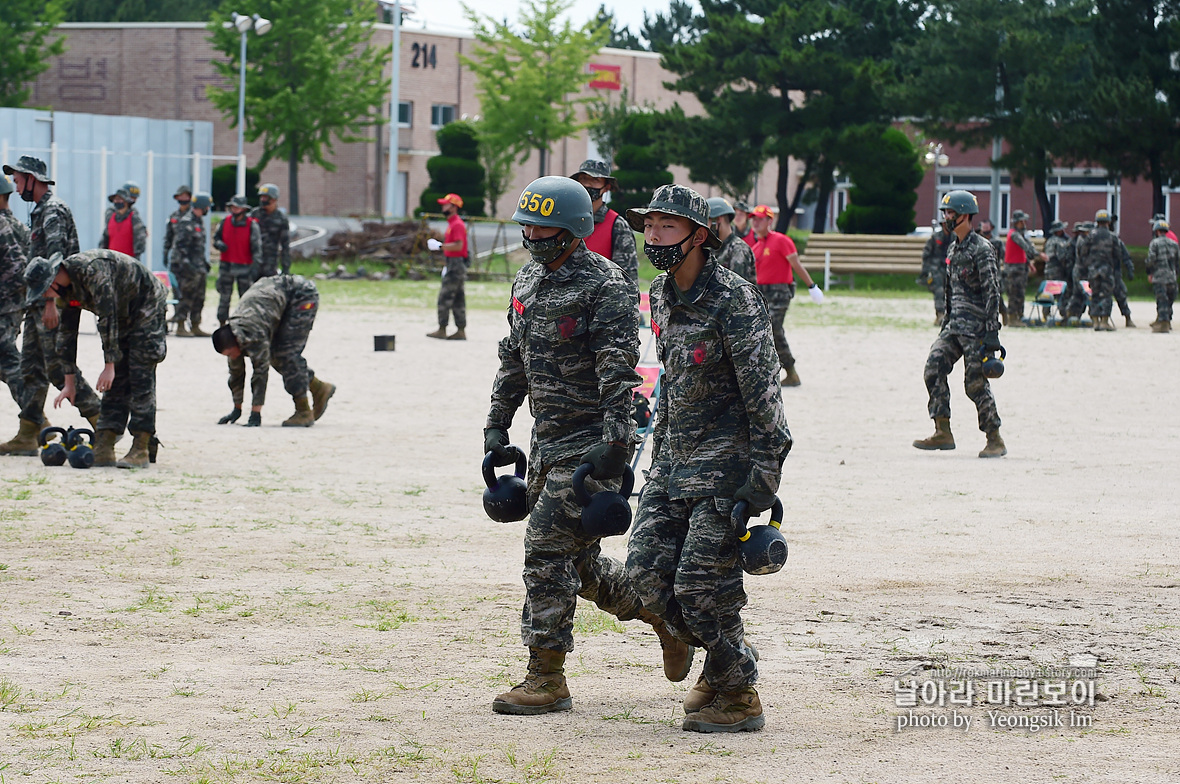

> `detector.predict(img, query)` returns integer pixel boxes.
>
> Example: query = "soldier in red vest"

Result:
[99,188,147,260]
[569,159,638,284]
[212,195,262,325]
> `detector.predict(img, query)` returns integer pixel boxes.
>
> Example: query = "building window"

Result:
[431,104,455,129]
[398,101,412,128]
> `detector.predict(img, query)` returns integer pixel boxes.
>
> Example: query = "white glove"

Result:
[808,284,824,304]
[427,238,442,251]
[440,267,447,279]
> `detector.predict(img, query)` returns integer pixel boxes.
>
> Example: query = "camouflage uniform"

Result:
[1146,236,1180,323]
[0,211,28,407]
[162,205,188,261]
[486,243,645,652]
[213,214,263,323]
[1064,226,1092,318]
[713,232,757,285]
[226,275,319,407]
[168,210,209,328]
[1080,226,1119,319]
[593,201,639,283]
[627,257,791,693]
[1113,237,1135,319]
[55,250,168,435]
[437,258,467,330]
[99,206,148,259]
[921,229,950,317]
[758,283,795,373]
[924,231,1002,433]
[1004,227,1038,320]
[1043,233,1071,282]
[21,192,101,426]
[249,205,291,278]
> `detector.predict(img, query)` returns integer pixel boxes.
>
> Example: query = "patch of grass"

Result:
[122,585,174,613]
[0,677,24,710]
[573,607,624,636]
[358,599,416,632]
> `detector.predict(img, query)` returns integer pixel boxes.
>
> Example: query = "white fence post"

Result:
[824,250,832,292]
[145,150,155,269]
[0,140,7,174]
[50,141,58,183]
[191,151,200,194]
[236,154,246,197]
[99,147,109,229]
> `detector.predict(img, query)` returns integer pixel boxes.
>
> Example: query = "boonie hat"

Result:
[569,159,616,184]
[3,156,54,185]
[624,184,722,250]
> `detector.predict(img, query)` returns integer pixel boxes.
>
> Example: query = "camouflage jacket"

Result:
[0,211,28,314]
[250,205,291,273]
[1146,237,1180,286]
[594,202,638,283]
[487,244,641,468]
[228,274,317,405]
[714,232,757,285]
[1078,227,1119,275]
[1043,235,1071,276]
[99,206,148,259]
[921,231,950,277]
[647,257,791,500]
[0,207,31,252]
[28,192,80,261]
[55,250,167,374]
[163,206,191,258]
[213,214,263,264]
[942,230,1002,337]
[1116,237,1134,279]
[1069,234,1087,277]
[168,210,208,272]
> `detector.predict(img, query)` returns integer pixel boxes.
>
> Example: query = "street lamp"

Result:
[924,142,949,221]
[231,12,272,197]
[378,0,418,218]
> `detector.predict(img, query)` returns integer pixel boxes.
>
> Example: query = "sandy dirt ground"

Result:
[1,293,1178,784]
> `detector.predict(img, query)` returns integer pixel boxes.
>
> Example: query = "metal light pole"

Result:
[231,12,272,197]
[380,1,416,218]
[924,143,949,222]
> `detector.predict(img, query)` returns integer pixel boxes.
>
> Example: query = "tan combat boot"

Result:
[683,639,759,714]
[425,327,448,339]
[638,609,694,682]
[781,364,801,387]
[282,395,315,427]
[913,417,955,450]
[174,323,192,337]
[446,328,467,341]
[92,429,118,467]
[1125,315,1137,328]
[979,429,1007,458]
[86,414,99,430]
[1167,322,1173,333]
[116,431,152,469]
[0,418,41,456]
[682,686,765,733]
[492,648,572,715]
[1152,321,1168,333]
[934,311,944,326]
[308,377,336,420]
[189,319,211,338]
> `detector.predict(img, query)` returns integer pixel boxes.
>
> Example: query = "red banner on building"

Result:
[588,64,622,90]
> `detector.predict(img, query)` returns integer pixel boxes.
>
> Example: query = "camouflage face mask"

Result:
[644,230,695,271]
[583,185,603,202]
[521,229,575,265]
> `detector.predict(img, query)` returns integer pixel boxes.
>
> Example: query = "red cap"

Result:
[437,193,463,208]
[750,205,775,218]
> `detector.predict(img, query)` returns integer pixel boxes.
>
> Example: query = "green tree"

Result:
[419,121,486,216]
[477,125,517,218]
[660,93,768,202]
[586,86,640,166]
[65,0,221,21]
[461,0,608,178]
[641,0,699,53]
[1,0,67,107]
[835,127,923,234]
[206,0,389,215]
[594,4,644,50]
[610,111,673,213]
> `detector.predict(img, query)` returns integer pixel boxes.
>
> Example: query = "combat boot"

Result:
[1152,321,1168,333]
[0,418,41,456]
[308,377,336,420]
[913,417,955,451]
[638,609,694,682]
[1168,322,1173,333]
[1125,315,1137,328]
[425,327,448,339]
[933,311,944,326]
[682,686,764,733]
[86,414,99,430]
[174,324,192,337]
[116,431,152,469]
[781,364,801,387]
[683,639,759,714]
[282,396,315,427]
[979,429,1007,458]
[446,328,467,341]
[189,320,210,338]
[92,429,118,467]
[492,648,572,715]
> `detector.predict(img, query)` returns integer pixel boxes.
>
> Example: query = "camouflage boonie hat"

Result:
[1049,220,1066,232]
[108,188,131,203]
[228,195,250,209]
[1094,209,1110,223]
[174,184,193,198]
[1080,221,1094,232]
[733,200,751,213]
[2,155,54,185]
[0,174,13,196]
[24,253,65,307]
[1012,209,1029,222]
[625,184,722,249]
[569,159,616,184]
[1152,213,1166,222]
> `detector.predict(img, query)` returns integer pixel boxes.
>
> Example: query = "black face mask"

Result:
[644,230,695,271]
[19,177,36,203]
[49,283,70,300]
[584,186,603,203]
[522,229,575,265]
[941,213,961,236]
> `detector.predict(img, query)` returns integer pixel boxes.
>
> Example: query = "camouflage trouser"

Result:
[99,289,168,435]
[254,256,278,281]
[1153,281,1176,323]
[0,310,23,407]
[757,283,795,371]
[520,456,644,652]
[20,308,101,425]
[1005,263,1028,321]
[1065,265,1089,318]
[1114,274,1131,317]
[924,330,1001,433]
[1088,266,1115,318]
[228,287,317,406]
[627,488,756,692]
[172,262,208,326]
[216,262,254,323]
[997,264,1008,316]
[930,268,946,315]
[437,269,467,329]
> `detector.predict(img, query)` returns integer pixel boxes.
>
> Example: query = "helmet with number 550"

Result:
[513,176,594,265]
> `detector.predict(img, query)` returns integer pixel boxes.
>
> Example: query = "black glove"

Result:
[217,408,241,425]
[982,331,1003,352]
[583,442,628,480]
[734,482,776,516]
[483,427,512,463]
[245,411,261,427]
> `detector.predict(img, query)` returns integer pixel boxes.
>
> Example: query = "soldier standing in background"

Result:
[732,201,756,248]
[0,156,101,456]
[250,183,291,278]
[921,219,950,326]
[24,250,167,468]
[1042,221,1070,322]
[1082,210,1120,331]
[99,188,147,260]
[707,197,756,285]
[1002,210,1046,326]
[1146,219,1179,333]
[1063,222,1092,325]
[0,175,28,409]
[169,193,213,338]
[163,185,192,266]
[568,159,639,284]
[1109,214,1137,328]
[122,181,141,214]
[1153,213,1179,244]
[625,184,791,734]
[426,193,469,341]
[213,195,262,325]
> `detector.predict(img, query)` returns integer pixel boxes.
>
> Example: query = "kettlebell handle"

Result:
[482,446,526,490]
[69,428,95,449]
[732,497,785,541]
[572,462,635,507]
[39,426,69,448]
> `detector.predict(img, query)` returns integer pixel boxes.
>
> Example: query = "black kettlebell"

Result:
[482,446,528,522]
[572,462,635,538]
[631,393,651,430]
[66,428,95,469]
[733,497,788,576]
[39,426,70,467]
[980,344,1006,379]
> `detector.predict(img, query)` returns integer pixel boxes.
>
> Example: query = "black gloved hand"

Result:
[583,442,628,480]
[217,408,241,425]
[484,427,512,463]
[982,331,1003,352]
[245,411,261,427]
[734,482,777,516]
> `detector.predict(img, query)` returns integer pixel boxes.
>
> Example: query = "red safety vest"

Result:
[221,217,255,264]
[584,209,619,259]
[1004,232,1025,265]
[107,213,134,256]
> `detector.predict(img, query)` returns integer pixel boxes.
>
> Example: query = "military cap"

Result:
[707,196,735,220]
[1080,221,1094,232]
[940,190,978,215]
[625,184,722,249]
[733,200,751,213]
[192,192,213,211]
[1049,220,1066,233]
[1012,209,1029,222]
[108,188,131,203]
[1152,213,1167,222]
[1094,209,1110,223]
[122,181,141,200]
[1153,219,1170,233]
[437,193,463,209]
[228,195,250,209]
[258,183,280,200]
[0,174,13,196]
[569,159,616,184]
[512,176,595,237]
[24,253,65,307]
[2,156,54,185]
[1073,221,1087,232]
[174,184,193,198]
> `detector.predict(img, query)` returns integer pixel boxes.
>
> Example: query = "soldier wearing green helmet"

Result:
[914,189,1007,458]
[707,196,756,284]
[484,176,680,717]
[250,183,291,278]
[1107,213,1137,328]
[1146,218,1179,332]
[1078,208,1120,331]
